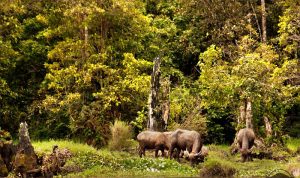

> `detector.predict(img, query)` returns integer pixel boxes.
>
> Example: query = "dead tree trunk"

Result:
[238,101,247,128]
[84,23,88,59]
[148,56,165,131]
[238,98,253,129]
[261,0,267,43]
[162,77,170,130]
[263,116,272,137]
[249,1,262,42]
[245,98,253,129]
[13,122,38,177]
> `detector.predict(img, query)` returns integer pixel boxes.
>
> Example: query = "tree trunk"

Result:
[238,98,253,129]
[261,0,267,43]
[245,98,253,129]
[13,122,38,177]
[238,101,246,128]
[261,0,274,137]
[148,56,164,131]
[249,1,262,42]
[162,77,170,130]
[263,116,272,137]
[84,24,88,58]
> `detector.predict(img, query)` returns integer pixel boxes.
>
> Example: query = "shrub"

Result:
[108,120,133,151]
[200,159,236,178]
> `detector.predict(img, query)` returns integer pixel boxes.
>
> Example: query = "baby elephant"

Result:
[237,128,255,162]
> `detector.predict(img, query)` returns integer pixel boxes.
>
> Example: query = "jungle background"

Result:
[0,0,300,177]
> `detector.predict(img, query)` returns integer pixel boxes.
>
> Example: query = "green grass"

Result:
[31,140,300,178]
[32,140,198,177]
[286,138,300,153]
[200,144,298,178]
[32,139,98,154]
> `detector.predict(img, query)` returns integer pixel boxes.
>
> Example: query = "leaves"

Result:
[0,0,299,145]
[198,36,299,137]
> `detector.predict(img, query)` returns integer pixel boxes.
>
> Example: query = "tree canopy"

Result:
[0,0,299,146]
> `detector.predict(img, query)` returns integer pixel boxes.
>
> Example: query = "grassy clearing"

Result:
[32,140,300,177]
[32,140,198,177]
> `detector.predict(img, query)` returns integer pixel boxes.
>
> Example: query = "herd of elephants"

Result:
[137,128,255,165]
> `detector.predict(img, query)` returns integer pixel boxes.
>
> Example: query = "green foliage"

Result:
[130,109,148,134]
[198,37,299,138]
[278,0,300,57]
[38,50,152,145]
[168,83,207,135]
[198,45,234,111]
[108,120,133,151]
[0,0,299,147]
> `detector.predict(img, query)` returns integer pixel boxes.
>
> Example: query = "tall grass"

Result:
[286,138,300,153]
[108,120,133,151]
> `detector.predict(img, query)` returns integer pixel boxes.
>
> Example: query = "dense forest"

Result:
[0,0,299,148]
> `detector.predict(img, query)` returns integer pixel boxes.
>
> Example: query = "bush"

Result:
[200,159,236,178]
[108,120,133,151]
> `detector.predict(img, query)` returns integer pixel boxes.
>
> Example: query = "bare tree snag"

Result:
[13,122,38,177]
[245,98,253,129]
[148,56,165,131]
[261,0,267,43]
[249,1,262,42]
[84,25,88,58]
[238,101,246,127]
[263,116,272,137]
[162,77,170,130]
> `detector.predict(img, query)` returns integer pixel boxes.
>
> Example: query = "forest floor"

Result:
[15,139,300,177]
